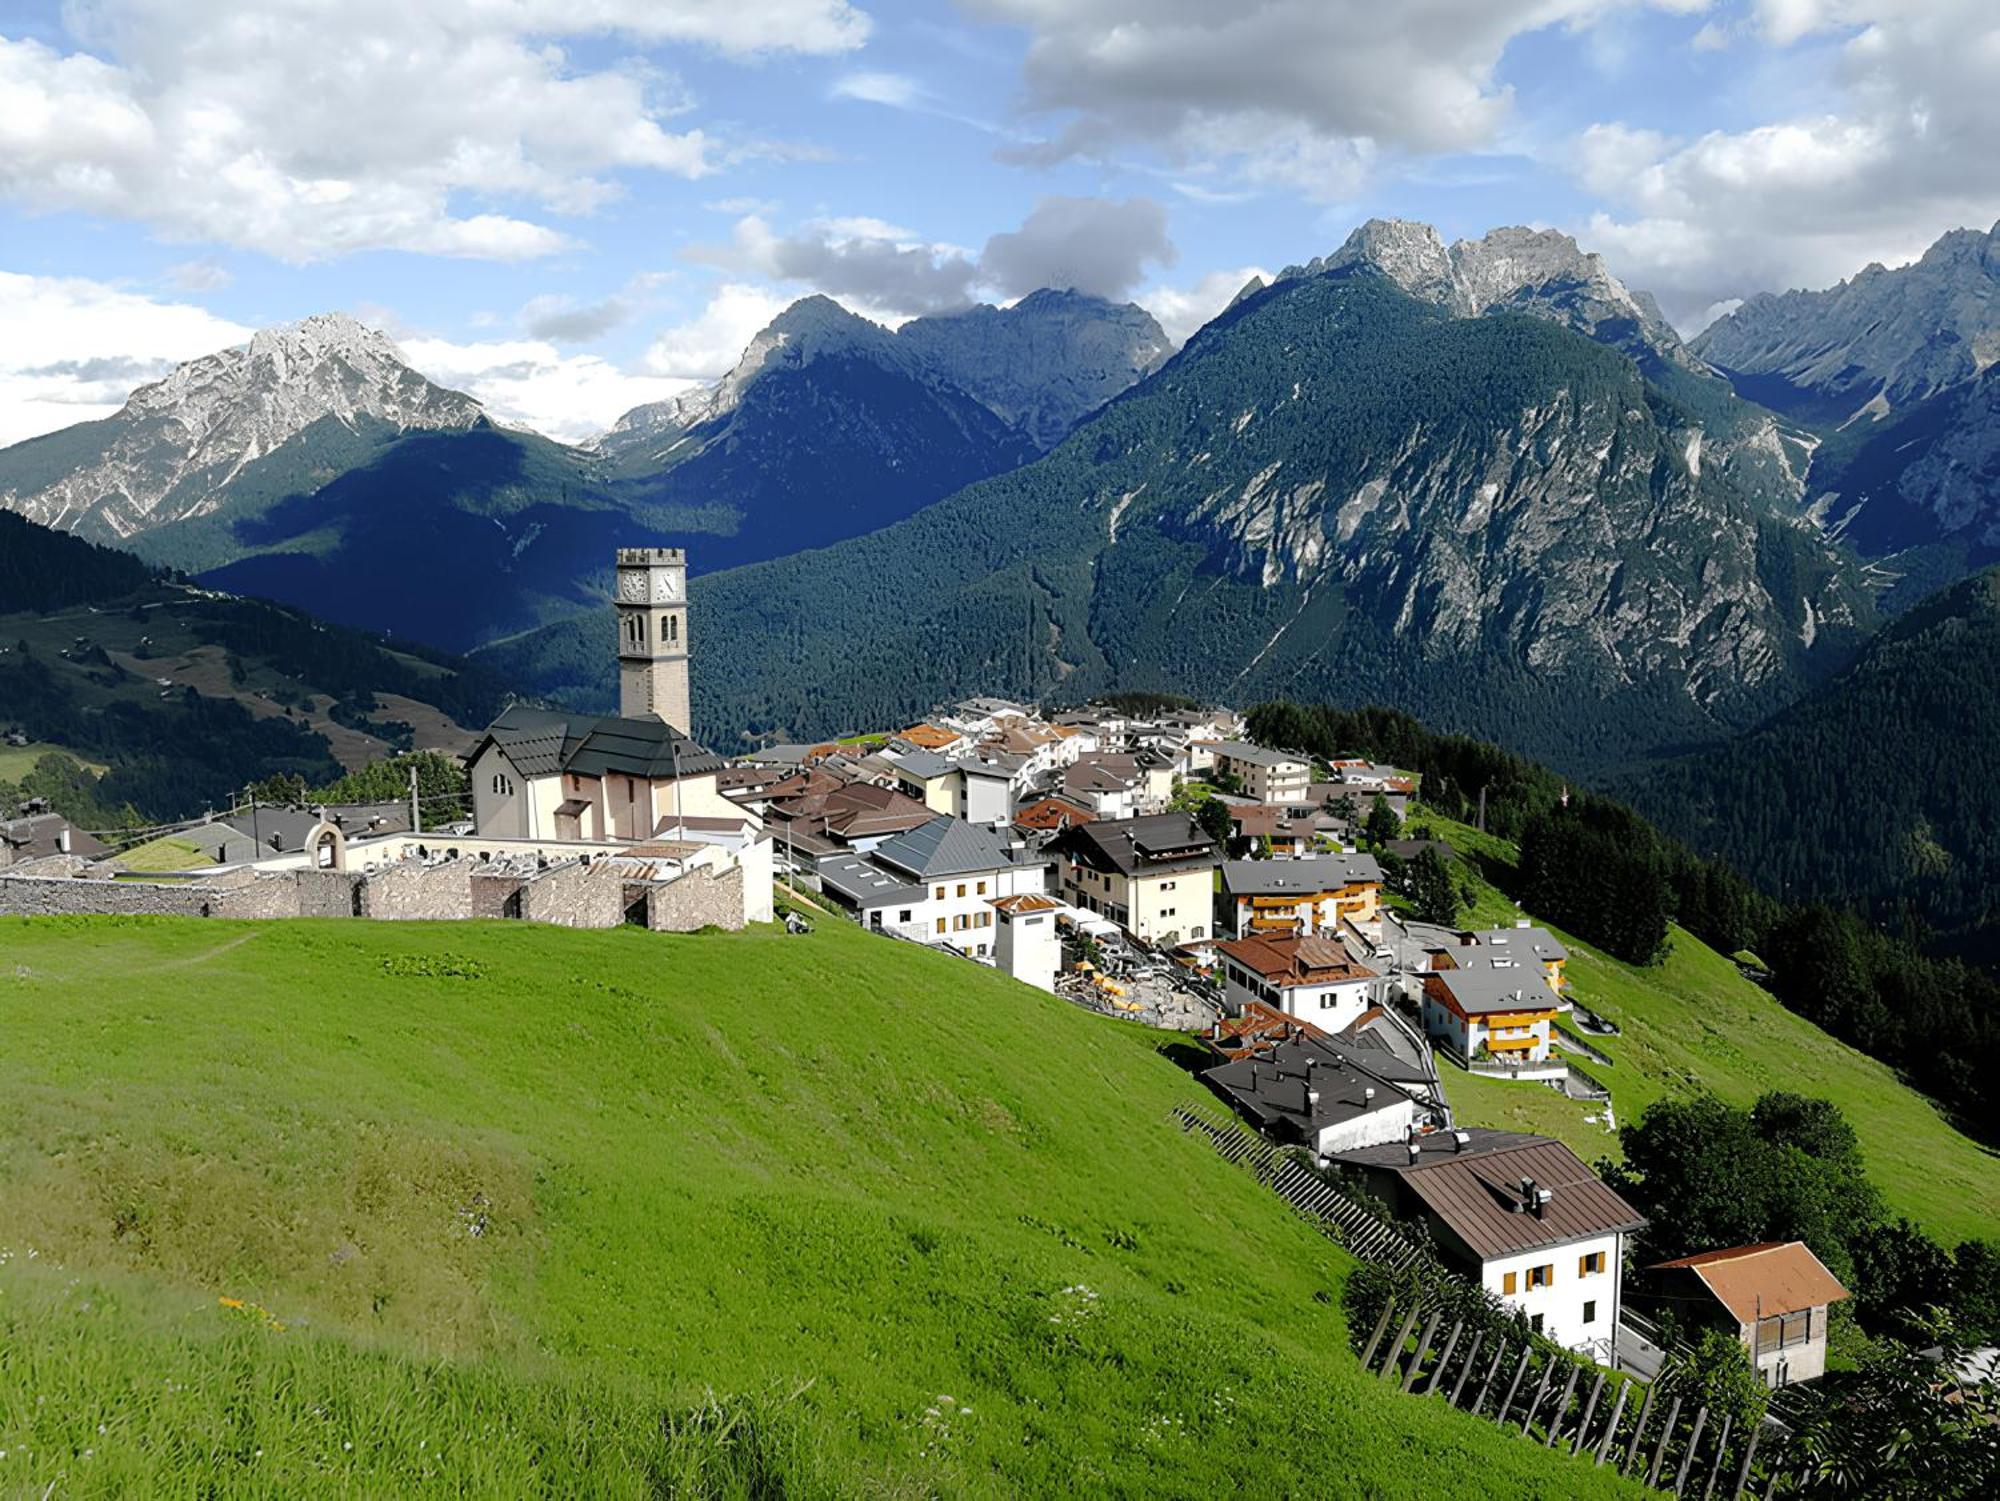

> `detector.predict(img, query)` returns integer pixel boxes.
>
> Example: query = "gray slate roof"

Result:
[1221,852,1382,895]
[475,704,723,782]
[1204,1037,1418,1142]
[1426,964,1562,1015]
[872,815,1016,880]
[1213,740,1309,769]
[816,852,925,910]
[890,749,956,780]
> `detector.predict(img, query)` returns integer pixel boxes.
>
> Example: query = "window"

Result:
[1579,1251,1606,1277]
[953,914,968,931]
[957,883,967,898]
[1583,1300,1598,1325]
[1755,1311,1814,1357]
[935,918,947,934]
[935,886,946,901]
[1527,1264,1554,1289]
[898,910,912,923]
[668,614,679,642]
[1192,926,1205,939]
[491,773,513,797]
[1502,1271,1518,1296]
[1531,1314,1545,1335]
[1161,880,1175,891]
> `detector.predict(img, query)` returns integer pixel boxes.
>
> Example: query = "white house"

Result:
[1642,1242,1851,1388]
[815,814,1045,959]
[1420,966,1563,1066]
[1203,1036,1426,1156]
[992,892,1062,991]
[1215,932,1383,1034]
[1211,741,1313,804]
[952,758,1016,825]
[1334,1129,1645,1357]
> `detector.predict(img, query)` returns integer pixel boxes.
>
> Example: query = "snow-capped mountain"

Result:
[0,312,483,544]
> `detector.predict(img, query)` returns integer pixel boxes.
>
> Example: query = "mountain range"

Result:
[0,293,1169,650]
[487,220,1871,771]
[1694,221,2000,595]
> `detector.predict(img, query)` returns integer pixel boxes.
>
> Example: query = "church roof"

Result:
[474,704,724,782]
[871,814,1017,880]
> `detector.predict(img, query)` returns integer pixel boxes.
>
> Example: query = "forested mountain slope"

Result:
[1627,566,2000,962]
[0,511,508,822]
[490,264,1870,771]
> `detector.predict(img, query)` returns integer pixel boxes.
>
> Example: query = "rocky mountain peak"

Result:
[1323,219,1456,304]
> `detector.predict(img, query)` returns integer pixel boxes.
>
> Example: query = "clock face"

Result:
[618,571,648,602]
[657,572,682,602]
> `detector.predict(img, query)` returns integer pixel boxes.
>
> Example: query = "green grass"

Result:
[0,740,108,780]
[110,835,212,872]
[0,914,1644,1498]
[1417,813,2000,1245]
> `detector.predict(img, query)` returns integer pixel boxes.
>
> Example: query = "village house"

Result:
[1639,1242,1850,1388]
[1046,811,1220,946]
[1419,965,1563,1066]
[1452,922,1570,998]
[1219,853,1383,939]
[749,772,936,872]
[990,891,1062,991]
[1012,795,1095,837]
[1058,758,1144,819]
[815,813,1046,957]
[1226,800,1348,856]
[1203,1034,1431,1156]
[1215,932,1385,1033]
[0,802,108,867]
[886,749,960,813]
[1334,1129,1646,1356]
[1210,741,1313,804]
[889,723,971,757]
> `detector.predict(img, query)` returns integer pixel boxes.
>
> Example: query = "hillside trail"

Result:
[153,930,263,969]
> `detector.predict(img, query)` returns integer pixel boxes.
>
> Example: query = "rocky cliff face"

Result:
[0,313,482,542]
[1695,222,2000,572]
[896,289,1172,450]
[1694,221,2000,420]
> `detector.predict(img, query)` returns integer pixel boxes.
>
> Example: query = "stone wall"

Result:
[469,871,525,920]
[295,870,362,919]
[0,873,219,918]
[520,860,624,929]
[358,859,475,921]
[645,864,745,932]
[209,873,311,920]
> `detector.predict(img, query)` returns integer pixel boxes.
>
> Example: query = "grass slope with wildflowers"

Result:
[0,913,1645,1498]
[1410,813,2000,1245]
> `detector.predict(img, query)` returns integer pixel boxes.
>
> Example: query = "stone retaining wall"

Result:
[520,861,624,929]
[646,864,746,932]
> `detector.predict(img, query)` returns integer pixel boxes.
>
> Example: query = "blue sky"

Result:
[3,1,1995,442]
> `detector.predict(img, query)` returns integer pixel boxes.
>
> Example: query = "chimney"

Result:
[1534,1188,1554,1218]
[1306,1088,1321,1109]
[1452,1129,1470,1153]
[1406,1142,1420,1164]
[1364,1086,1376,1103]
[1515,918,1530,929]
[57,828,71,854]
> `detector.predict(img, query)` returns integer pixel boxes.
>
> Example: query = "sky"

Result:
[2,0,1997,446]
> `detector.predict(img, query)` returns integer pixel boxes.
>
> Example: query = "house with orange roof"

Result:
[891,722,970,756]
[1216,931,1384,1033]
[1640,1241,1850,1388]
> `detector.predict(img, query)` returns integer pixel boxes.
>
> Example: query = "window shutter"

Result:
[1503,1271,1518,1295]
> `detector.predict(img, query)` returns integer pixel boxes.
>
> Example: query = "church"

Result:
[468,548,758,847]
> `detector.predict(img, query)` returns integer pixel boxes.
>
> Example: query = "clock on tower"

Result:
[613,547,691,731]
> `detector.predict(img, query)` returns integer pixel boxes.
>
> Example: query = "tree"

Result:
[1364,793,1400,847]
[1407,846,1462,927]
[1608,1094,1785,1263]
[1658,1328,1768,1442]
[1194,795,1234,851]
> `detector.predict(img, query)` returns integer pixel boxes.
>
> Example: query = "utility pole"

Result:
[1476,783,1487,834]
[409,763,421,835]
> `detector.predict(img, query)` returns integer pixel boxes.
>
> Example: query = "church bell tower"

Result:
[615,548,691,731]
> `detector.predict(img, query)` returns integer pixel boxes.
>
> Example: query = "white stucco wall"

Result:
[1479,1232,1624,1355]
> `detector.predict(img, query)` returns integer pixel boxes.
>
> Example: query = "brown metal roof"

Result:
[1648,1241,1850,1323]
[1360,1133,1645,1260]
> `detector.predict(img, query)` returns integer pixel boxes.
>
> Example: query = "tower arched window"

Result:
[668,614,679,643]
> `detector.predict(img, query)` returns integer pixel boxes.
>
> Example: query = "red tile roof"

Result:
[1649,1241,1850,1323]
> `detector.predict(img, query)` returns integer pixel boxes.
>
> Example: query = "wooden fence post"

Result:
[1546,1365,1582,1446]
[1473,1340,1509,1417]
[1571,1372,1606,1457]
[1358,1299,1396,1371]
[1596,1381,1631,1466]
[1497,1347,1534,1424]
[1448,1329,1485,1408]
[1424,1319,1466,1397]
[1521,1358,1558,1435]
[1674,1406,1710,1496]
[1729,1422,1762,1499]
[1624,1383,1658,1474]
[1701,1413,1733,1501]
[1646,1396,1684,1488]
[1402,1311,1443,1394]
[1380,1305,1421,1380]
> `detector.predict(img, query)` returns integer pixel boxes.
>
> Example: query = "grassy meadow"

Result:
[1412,814,2000,1244]
[0,912,1644,1498]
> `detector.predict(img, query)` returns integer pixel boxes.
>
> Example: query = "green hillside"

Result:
[1419,814,2000,1245]
[0,914,1643,1498]
[1627,566,2000,963]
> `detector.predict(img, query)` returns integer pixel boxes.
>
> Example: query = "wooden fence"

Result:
[1356,1294,1783,1497]
[1171,1103,1426,1269]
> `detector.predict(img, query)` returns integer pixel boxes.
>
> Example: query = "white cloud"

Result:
[964,1,1694,198]
[0,1,869,263]
[0,271,253,446]
[398,334,697,441]
[980,196,1176,301]
[831,71,924,108]
[642,283,798,379]
[1571,0,2000,327]
[1138,266,1272,346]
